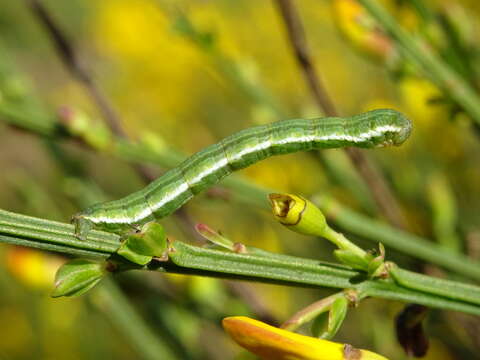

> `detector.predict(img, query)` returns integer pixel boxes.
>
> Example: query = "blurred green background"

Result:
[0,0,480,359]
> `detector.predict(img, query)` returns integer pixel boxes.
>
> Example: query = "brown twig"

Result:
[274,0,338,117]
[225,281,279,326]
[274,0,407,229]
[26,0,203,241]
[280,293,339,330]
[27,0,126,138]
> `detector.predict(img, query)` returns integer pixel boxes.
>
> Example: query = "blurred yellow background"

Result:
[1,0,480,359]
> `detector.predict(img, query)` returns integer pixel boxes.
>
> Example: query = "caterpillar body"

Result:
[73,109,412,239]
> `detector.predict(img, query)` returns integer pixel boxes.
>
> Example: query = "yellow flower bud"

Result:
[223,316,389,360]
[269,194,327,236]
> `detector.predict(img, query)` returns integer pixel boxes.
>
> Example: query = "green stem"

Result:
[357,279,480,316]
[389,265,480,306]
[2,208,480,315]
[164,241,480,316]
[407,0,433,22]
[0,103,56,136]
[164,240,357,289]
[317,195,480,282]
[280,291,346,331]
[0,209,118,258]
[358,0,480,126]
[322,226,367,259]
[93,279,176,360]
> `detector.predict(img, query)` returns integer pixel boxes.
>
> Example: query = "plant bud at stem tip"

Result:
[269,193,327,237]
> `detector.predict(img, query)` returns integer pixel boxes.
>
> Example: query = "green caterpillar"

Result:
[73,109,412,239]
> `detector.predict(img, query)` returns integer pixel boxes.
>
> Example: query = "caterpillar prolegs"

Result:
[72,109,412,239]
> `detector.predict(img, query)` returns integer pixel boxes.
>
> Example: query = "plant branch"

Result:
[27,0,126,138]
[2,208,480,316]
[274,0,407,229]
[0,209,117,258]
[274,0,338,116]
[317,195,480,281]
[281,292,344,331]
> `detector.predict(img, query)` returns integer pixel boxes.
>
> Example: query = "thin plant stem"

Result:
[0,208,118,258]
[26,0,126,138]
[281,292,345,331]
[2,208,480,316]
[274,0,338,116]
[93,278,176,360]
[317,195,480,281]
[322,226,367,259]
[225,281,279,325]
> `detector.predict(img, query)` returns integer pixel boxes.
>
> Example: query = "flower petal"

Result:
[223,316,389,360]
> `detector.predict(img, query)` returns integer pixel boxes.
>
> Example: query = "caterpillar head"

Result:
[391,112,412,146]
[373,109,412,147]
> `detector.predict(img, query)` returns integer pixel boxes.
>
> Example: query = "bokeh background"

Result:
[1,0,480,359]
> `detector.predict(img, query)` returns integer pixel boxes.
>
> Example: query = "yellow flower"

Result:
[223,316,389,360]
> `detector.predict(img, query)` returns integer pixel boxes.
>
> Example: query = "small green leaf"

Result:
[334,249,370,271]
[52,259,105,298]
[195,223,235,250]
[117,222,168,265]
[117,247,152,266]
[311,297,348,340]
[368,243,386,278]
[311,312,329,338]
[324,297,348,340]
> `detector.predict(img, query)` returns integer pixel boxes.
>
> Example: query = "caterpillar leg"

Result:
[128,223,142,233]
[72,215,94,241]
